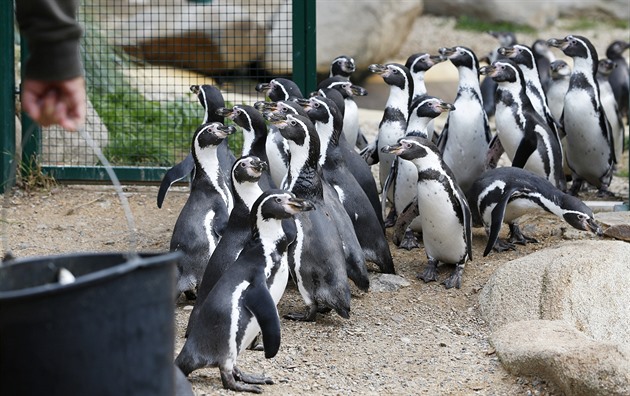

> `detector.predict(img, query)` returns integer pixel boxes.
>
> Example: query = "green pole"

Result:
[292,0,317,96]
[0,0,16,194]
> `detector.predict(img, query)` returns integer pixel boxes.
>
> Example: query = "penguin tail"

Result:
[174,345,202,377]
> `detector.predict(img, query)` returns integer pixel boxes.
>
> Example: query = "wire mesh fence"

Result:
[29,0,309,182]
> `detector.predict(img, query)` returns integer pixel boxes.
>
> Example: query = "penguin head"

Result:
[232,155,267,185]
[256,78,303,101]
[193,122,235,150]
[488,31,518,47]
[550,60,571,79]
[498,44,535,70]
[410,95,455,119]
[318,77,367,99]
[368,63,412,91]
[330,55,356,77]
[439,46,480,72]
[597,59,617,78]
[381,136,437,161]
[606,40,630,60]
[480,60,521,84]
[547,35,598,62]
[405,52,444,74]
[264,113,314,147]
[190,84,225,123]
[254,189,315,222]
[560,196,602,236]
[532,40,555,62]
[298,96,341,125]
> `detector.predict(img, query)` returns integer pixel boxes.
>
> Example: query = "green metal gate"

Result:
[1,0,316,192]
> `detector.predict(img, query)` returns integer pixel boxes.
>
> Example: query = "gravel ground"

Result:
[3,13,629,396]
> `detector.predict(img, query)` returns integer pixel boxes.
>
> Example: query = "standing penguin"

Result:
[546,60,572,123]
[532,39,556,92]
[597,59,625,164]
[157,84,233,208]
[176,190,314,393]
[265,113,363,321]
[405,52,444,139]
[367,63,414,225]
[480,31,518,117]
[467,167,602,256]
[606,40,629,121]
[437,46,492,193]
[171,122,235,299]
[480,59,566,191]
[255,78,304,187]
[548,35,615,196]
[299,95,394,274]
[393,96,455,249]
[382,136,472,289]
[317,76,367,149]
[186,155,267,335]
[216,105,275,189]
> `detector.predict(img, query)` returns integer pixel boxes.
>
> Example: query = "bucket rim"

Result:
[0,251,181,301]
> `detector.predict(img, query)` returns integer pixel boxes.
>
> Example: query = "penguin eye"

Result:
[391,68,399,74]
[289,120,297,126]
[313,102,320,108]
[275,197,282,203]
[240,162,247,168]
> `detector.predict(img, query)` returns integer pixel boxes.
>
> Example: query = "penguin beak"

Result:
[263,111,287,125]
[255,82,271,94]
[547,38,568,50]
[585,218,603,237]
[254,101,276,112]
[479,65,495,76]
[293,98,311,108]
[286,197,315,214]
[189,85,200,95]
[439,101,455,112]
[216,107,235,118]
[250,158,268,173]
[350,84,368,97]
[438,47,456,59]
[498,46,514,57]
[215,124,236,138]
[381,143,404,155]
[429,54,446,65]
[368,64,388,74]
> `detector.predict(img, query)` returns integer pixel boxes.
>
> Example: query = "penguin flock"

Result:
[157,33,625,392]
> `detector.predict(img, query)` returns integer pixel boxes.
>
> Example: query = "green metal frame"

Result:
[0,1,15,194]
[3,0,317,185]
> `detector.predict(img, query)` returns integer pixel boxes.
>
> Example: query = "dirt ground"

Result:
[3,13,629,396]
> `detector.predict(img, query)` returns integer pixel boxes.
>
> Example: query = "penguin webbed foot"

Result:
[508,224,538,245]
[219,367,267,393]
[284,305,318,322]
[442,265,464,289]
[383,208,397,228]
[417,258,439,283]
[233,367,274,385]
[398,229,419,250]
[493,238,516,253]
[596,186,615,198]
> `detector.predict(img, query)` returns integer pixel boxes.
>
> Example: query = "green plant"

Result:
[17,154,57,192]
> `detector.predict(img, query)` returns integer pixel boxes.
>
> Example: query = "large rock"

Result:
[492,320,630,396]
[553,0,630,21]
[479,240,630,345]
[424,0,558,29]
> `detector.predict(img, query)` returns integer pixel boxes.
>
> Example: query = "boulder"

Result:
[597,211,630,242]
[479,240,630,345]
[492,320,630,396]
[553,0,630,21]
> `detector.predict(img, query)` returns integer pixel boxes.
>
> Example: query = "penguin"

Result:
[392,95,455,249]
[548,35,615,196]
[606,40,629,121]
[299,95,395,274]
[216,105,275,189]
[480,30,518,118]
[186,155,267,335]
[175,189,314,393]
[314,87,385,229]
[405,52,444,139]
[532,39,556,92]
[368,63,414,226]
[171,122,235,299]
[437,46,492,193]
[255,78,304,187]
[382,136,472,289]
[480,59,566,191]
[498,44,561,139]
[157,84,233,208]
[466,167,603,256]
[264,112,363,321]
[317,76,367,149]
[546,60,571,123]
[329,54,356,80]
[597,58,625,165]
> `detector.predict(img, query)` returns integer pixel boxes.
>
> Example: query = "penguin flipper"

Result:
[456,187,473,261]
[381,159,398,220]
[359,139,379,165]
[436,121,449,152]
[483,189,515,256]
[244,283,281,359]
[157,153,194,208]
[486,134,504,170]
[392,197,419,246]
[355,129,369,150]
[511,134,537,169]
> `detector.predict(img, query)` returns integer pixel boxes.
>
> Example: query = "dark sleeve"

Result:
[15,0,84,81]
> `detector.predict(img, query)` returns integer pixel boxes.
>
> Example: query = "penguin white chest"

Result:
[494,103,524,159]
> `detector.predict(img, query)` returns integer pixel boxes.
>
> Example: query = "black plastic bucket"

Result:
[0,251,180,396]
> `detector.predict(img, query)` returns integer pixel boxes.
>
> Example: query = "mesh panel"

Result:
[39,0,294,172]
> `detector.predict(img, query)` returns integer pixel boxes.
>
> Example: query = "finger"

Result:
[40,91,59,127]
[56,101,76,131]
[21,90,42,122]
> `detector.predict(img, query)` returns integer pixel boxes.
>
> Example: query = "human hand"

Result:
[21,76,87,131]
